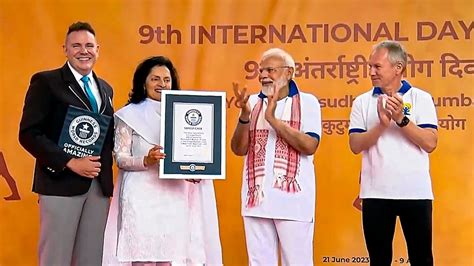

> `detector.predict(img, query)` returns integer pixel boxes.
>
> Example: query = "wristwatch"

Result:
[397,116,410,127]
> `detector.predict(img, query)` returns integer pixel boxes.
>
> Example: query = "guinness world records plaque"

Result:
[58,106,111,157]
[159,90,226,179]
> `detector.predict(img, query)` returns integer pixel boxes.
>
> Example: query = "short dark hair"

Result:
[67,21,95,36]
[128,56,180,104]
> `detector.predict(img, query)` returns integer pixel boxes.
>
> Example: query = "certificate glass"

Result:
[172,102,214,163]
[159,90,226,179]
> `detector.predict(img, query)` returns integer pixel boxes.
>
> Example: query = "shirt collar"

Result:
[372,80,412,96]
[258,79,300,99]
[67,61,93,84]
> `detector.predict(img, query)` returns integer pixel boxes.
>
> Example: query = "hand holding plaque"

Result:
[144,145,166,167]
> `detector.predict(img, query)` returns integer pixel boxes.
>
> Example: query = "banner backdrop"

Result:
[1,0,473,265]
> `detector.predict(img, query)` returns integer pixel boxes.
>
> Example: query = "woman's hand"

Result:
[143,145,166,167]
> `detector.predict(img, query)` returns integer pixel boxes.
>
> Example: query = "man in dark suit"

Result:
[19,21,114,266]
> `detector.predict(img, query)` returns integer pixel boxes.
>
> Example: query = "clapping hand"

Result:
[384,93,405,124]
[377,95,392,127]
[232,82,251,119]
[264,83,280,124]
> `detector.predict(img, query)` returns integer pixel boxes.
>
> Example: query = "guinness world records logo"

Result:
[69,115,100,146]
[185,109,202,126]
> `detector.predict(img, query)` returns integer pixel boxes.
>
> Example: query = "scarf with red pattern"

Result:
[246,93,301,208]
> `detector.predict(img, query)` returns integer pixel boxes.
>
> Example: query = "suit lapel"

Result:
[61,63,93,111]
[92,72,109,114]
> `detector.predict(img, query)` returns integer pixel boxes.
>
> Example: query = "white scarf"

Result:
[114,98,161,144]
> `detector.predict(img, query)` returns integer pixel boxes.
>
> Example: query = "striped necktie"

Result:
[80,76,98,113]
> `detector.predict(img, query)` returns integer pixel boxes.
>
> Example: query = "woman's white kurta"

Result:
[102,98,222,265]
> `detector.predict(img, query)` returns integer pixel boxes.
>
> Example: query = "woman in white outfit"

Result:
[102,56,222,266]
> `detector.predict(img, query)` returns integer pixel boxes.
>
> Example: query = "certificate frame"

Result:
[159,90,226,179]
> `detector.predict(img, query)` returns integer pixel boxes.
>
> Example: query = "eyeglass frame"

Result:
[258,66,291,74]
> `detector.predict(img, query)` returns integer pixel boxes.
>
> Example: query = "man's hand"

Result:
[353,196,363,211]
[232,82,251,119]
[231,82,252,156]
[264,83,280,124]
[385,93,405,124]
[144,145,166,167]
[66,156,101,179]
[377,95,392,127]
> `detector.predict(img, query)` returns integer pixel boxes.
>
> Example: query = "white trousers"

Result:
[243,216,314,266]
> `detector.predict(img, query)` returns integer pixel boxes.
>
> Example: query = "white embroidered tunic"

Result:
[102,98,222,265]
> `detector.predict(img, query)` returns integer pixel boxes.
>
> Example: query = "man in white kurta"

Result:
[231,48,322,266]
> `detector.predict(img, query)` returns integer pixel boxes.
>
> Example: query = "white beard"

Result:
[261,84,274,96]
[261,77,287,96]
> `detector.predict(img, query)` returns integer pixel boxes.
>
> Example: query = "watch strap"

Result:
[397,116,410,127]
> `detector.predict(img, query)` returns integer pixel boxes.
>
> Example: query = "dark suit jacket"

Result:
[19,63,114,197]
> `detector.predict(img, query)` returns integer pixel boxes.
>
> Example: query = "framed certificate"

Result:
[159,90,226,179]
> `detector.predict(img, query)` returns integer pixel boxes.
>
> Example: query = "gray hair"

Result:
[373,40,408,71]
[261,48,296,78]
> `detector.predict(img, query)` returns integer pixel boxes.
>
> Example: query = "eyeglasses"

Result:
[258,66,290,74]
